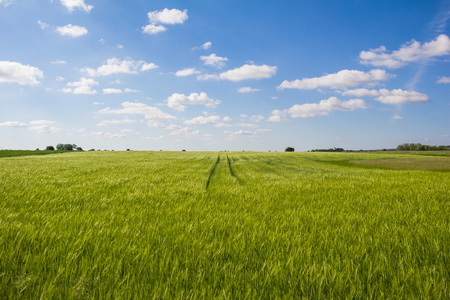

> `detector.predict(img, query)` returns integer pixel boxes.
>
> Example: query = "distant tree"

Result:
[285,147,295,152]
[56,143,74,151]
[182,149,186,152]
[46,146,55,151]
[126,149,131,151]
[76,147,83,151]
[35,148,40,151]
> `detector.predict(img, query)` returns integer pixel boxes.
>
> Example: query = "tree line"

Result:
[396,143,449,151]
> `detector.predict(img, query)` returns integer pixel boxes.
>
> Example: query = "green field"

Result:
[0,151,449,298]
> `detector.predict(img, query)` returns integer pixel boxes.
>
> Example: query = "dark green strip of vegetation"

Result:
[0,150,67,158]
[227,155,241,185]
[205,155,220,189]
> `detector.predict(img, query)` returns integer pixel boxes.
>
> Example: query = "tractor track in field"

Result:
[205,154,241,190]
[226,155,241,185]
[205,155,220,189]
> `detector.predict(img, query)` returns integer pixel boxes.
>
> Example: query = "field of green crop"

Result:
[0,151,449,298]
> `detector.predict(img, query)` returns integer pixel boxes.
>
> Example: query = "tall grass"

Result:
[0,151,448,298]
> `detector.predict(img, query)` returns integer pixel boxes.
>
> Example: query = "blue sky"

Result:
[1,0,449,151]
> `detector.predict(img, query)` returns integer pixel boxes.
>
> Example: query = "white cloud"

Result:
[141,62,158,71]
[0,61,43,85]
[82,58,158,76]
[224,130,262,139]
[214,122,232,128]
[103,88,122,94]
[0,121,26,127]
[29,122,61,133]
[143,8,188,35]
[342,88,382,97]
[167,92,220,111]
[51,59,67,65]
[343,88,430,105]
[197,74,220,81]
[238,87,260,93]
[223,116,232,122]
[393,115,403,120]
[148,8,188,24]
[267,110,288,122]
[250,115,264,122]
[62,77,98,94]
[360,34,450,68]
[97,119,136,127]
[0,0,14,7]
[166,125,199,137]
[90,131,125,139]
[192,41,212,50]
[124,88,138,93]
[56,24,88,38]
[121,129,134,133]
[278,69,390,90]
[38,20,49,30]
[175,68,201,77]
[60,0,93,13]
[236,123,259,128]
[200,54,228,68]
[375,89,430,105]
[142,24,167,35]
[30,120,55,125]
[284,97,370,118]
[437,76,450,83]
[184,115,221,125]
[219,64,277,81]
[147,120,165,128]
[98,102,176,120]
[271,96,279,100]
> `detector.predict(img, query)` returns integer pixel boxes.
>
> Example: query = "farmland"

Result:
[0,151,449,298]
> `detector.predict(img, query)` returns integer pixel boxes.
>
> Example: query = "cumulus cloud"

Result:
[359,34,450,68]
[90,131,126,139]
[0,0,14,7]
[30,120,55,125]
[166,125,199,137]
[192,41,212,50]
[98,102,176,120]
[288,97,370,118]
[61,77,98,94]
[278,69,390,90]
[141,62,158,71]
[38,20,49,30]
[267,110,288,122]
[167,92,221,111]
[60,0,93,13]
[51,59,67,65]
[0,121,26,127]
[200,54,228,68]
[82,58,158,76]
[393,115,403,120]
[250,115,264,122]
[142,8,188,34]
[0,61,43,85]
[219,64,277,81]
[343,88,430,105]
[103,88,122,94]
[184,115,221,125]
[374,89,430,105]
[142,24,167,34]
[236,123,259,128]
[56,24,88,38]
[175,68,201,77]
[29,120,61,134]
[238,87,260,93]
[224,129,267,139]
[269,97,369,121]
[437,76,450,83]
